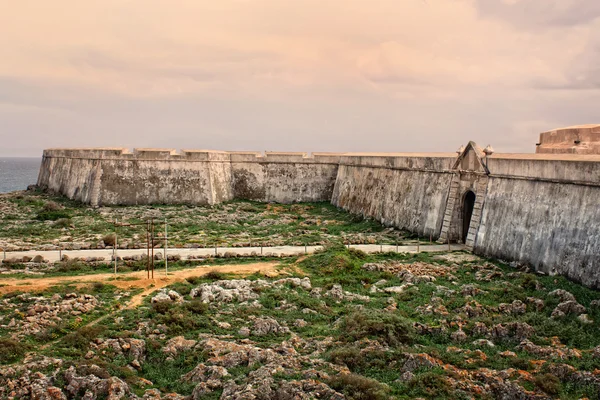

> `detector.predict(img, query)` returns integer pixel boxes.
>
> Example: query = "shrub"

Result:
[186,276,202,285]
[36,210,72,221]
[56,260,86,273]
[340,310,415,346]
[204,271,225,281]
[62,325,105,350]
[348,247,368,259]
[328,345,362,370]
[186,300,208,315]
[152,301,174,315]
[53,218,72,228]
[103,233,116,247]
[520,274,540,291]
[407,372,454,397]
[0,339,29,364]
[535,373,561,395]
[327,373,390,400]
[43,201,62,211]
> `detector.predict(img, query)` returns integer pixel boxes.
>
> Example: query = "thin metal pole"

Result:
[448,240,451,251]
[114,218,118,277]
[164,218,168,277]
[147,221,150,279]
[417,241,420,253]
[151,219,154,279]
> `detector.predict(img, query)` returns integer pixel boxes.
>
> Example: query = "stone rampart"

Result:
[37,146,600,287]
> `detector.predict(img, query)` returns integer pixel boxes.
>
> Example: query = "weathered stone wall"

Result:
[474,155,600,287]
[230,152,341,203]
[38,149,225,206]
[331,154,455,239]
[536,125,600,155]
[37,149,339,206]
[37,146,600,286]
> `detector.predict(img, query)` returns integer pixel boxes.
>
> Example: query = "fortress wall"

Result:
[38,149,341,205]
[331,154,456,238]
[475,176,600,287]
[487,154,600,183]
[37,149,231,205]
[474,157,600,287]
[230,152,341,203]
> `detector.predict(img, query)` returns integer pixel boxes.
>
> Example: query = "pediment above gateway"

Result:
[452,141,489,174]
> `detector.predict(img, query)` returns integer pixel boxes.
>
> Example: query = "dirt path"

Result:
[23,261,281,350]
[0,262,282,297]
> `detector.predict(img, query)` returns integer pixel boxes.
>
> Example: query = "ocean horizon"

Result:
[0,157,41,193]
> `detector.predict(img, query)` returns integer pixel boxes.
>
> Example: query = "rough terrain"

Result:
[1,192,599,399]
[0,191,412,252]
[2,247,600,399]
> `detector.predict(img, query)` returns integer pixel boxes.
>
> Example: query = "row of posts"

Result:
[1,224,454,276]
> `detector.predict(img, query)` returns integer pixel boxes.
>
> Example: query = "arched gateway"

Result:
[438,142,490,249]
[462,190,476,243]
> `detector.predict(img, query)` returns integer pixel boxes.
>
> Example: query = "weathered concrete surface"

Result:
[38,149,339,206]
[331,154,455,239]
[230,152,340,203]
[475,177,600,287]
[536,124,600,155]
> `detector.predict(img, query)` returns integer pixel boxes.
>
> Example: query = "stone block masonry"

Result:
[37,143,600,288]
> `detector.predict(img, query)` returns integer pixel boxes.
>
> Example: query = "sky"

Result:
[1,0,599,157]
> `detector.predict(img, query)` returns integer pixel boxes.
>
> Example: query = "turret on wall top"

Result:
[536,124,600,155]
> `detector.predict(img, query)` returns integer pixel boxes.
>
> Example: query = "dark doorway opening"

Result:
[462,191,476,243]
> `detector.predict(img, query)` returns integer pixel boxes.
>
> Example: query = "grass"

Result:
[0,191,414,251]
[1,198,600,399]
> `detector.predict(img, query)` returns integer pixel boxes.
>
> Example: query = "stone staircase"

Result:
[438,175,460,244]
[465,177,489,250]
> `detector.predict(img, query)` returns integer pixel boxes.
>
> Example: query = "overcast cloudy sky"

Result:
[1,0,599,156]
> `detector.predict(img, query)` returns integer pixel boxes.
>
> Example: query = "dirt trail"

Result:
[0,262,282,299]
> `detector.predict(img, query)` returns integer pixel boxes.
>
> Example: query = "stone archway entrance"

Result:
[462,190,476,243]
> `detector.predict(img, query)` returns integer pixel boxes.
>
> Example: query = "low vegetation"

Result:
[1,198,599,399]
[0,190,416,251]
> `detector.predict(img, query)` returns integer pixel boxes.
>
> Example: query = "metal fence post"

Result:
[114,218,118,277]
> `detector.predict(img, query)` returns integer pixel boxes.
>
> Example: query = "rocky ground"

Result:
[1,246,600,399]
[0,190,412,252]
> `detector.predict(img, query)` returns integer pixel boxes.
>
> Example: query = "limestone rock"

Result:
[252,317,290,336]
[162,336,197,356]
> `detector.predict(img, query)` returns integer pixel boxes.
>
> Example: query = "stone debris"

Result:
[362,261,456,279]
[93,338,146,363]
[548,289,576,302]
[324,284,370,303]
[151,290,183,304]
[162,336,198,356]
[252,317,290,336]
[551,300,586,318]
[517,339,582,359]
[0,292,99,338]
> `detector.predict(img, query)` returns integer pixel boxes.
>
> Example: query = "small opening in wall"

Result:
[574,140,581,144]
[462,191,476,243]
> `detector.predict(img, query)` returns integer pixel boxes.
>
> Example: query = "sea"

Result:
[0,158,42,193]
